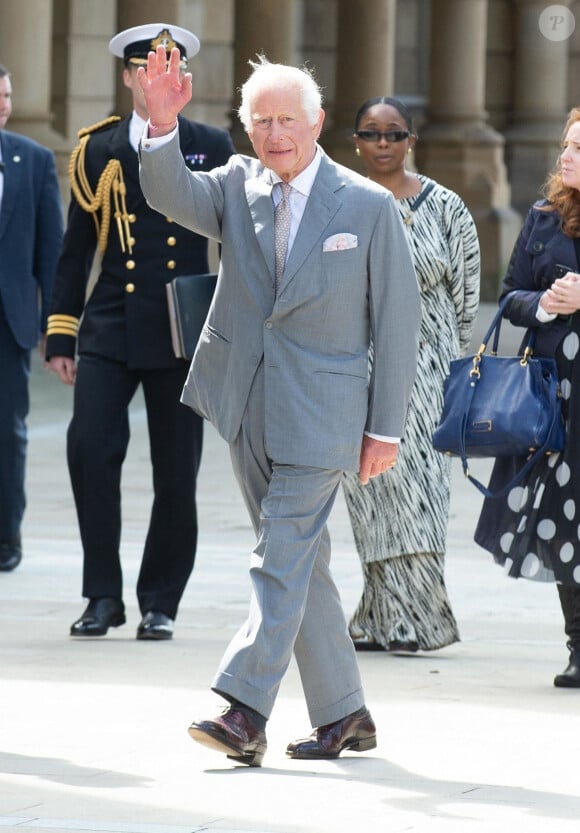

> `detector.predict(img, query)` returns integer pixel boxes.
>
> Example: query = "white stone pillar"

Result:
[324,0,396,169]
[415,0,520,299]
[505,0,572,214]
[231,0,298,150]
[0,0,65,148]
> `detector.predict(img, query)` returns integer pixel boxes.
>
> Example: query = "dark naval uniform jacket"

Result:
[46,114,235,366]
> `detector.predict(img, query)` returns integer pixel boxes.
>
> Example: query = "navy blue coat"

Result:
[0,130,64,349]
[500,200,577,356]
[46,114,235,369]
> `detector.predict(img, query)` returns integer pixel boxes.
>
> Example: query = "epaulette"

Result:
[77,115,121,139]
[68,116,132,255]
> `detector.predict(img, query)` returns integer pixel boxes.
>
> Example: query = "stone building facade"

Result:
[2,0,580,297]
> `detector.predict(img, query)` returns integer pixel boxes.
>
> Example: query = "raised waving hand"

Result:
[137,45,192,136]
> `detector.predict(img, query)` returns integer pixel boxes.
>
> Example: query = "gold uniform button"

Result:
[125,283,135,293]
[126,259,135,270]
[167,260,176,270]
[167,236,176,246]
[166,217,174,223]
[128,214,136,223]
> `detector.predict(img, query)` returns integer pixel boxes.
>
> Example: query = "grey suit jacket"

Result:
[140,137,420,471]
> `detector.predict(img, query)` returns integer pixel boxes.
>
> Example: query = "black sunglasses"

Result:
[355,129,410,143]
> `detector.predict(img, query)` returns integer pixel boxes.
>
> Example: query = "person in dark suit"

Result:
[0,64,64,572]
[45,24,235,640]
[138,48,421,765]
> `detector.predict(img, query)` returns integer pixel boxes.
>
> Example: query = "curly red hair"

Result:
[540,107,580,237]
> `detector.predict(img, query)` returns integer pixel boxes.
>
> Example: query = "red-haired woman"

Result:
[476,107,580,688]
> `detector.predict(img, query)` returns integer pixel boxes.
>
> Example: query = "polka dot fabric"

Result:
[475,317,580,585]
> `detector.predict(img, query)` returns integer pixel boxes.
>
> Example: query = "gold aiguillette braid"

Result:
[68,128,133,255]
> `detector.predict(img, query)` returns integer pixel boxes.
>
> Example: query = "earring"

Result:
[355,147,360,157]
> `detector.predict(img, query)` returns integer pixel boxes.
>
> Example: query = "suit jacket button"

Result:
[167,260,176,269]
[126,259,136,270]
[125,283,135,293]
[167,236,177,246]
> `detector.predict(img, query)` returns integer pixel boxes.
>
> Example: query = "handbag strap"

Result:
[453,293,556,498]
[457,374,562,498]
[484,293,536,356]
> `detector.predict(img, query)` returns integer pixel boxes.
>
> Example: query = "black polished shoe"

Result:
[136,611,174,641]
[70,597,126,637]
[188,706,267,767]
[0,537,22,572]
[286,707,377,760]
[554,646,580,688]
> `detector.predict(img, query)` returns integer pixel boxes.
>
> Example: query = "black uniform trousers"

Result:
[0,300,30,540]
[67,354,202,618]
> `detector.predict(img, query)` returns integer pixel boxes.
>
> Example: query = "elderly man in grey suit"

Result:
[138,47,420,767]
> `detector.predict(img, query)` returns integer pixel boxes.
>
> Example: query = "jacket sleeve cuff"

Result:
[45,314,79,359]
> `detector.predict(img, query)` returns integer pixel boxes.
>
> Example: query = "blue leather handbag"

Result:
[432,296,565,497]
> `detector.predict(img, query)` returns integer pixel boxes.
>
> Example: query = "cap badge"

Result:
[150,29,178,53]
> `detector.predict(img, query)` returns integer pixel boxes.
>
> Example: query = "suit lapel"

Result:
[0,133,22,240]
[279,154,343,292]
[243,154,345,290]
[245,172,276,279]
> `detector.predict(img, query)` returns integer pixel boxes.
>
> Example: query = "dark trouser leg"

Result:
[0,302,30,540]
[136,365,202,619]
[67,355,138,600]
[557,584,580,648]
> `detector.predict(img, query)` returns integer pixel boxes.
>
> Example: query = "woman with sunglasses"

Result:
[342,96,480,653]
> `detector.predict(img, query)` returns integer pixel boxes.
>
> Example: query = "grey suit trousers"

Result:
[213,363,365,727]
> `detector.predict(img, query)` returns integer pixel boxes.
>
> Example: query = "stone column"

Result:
[415,0,520,299]
[504,0,572,215]
[0,0,66,149]
[231,0,298,151]
[324,0,396,169]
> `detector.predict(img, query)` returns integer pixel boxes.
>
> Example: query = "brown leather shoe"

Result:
[286,707,377,760]
[188,706,267,767]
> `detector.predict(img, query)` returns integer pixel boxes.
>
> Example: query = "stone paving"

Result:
[1,305,578,833]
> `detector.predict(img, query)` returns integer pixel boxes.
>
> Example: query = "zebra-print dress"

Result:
[342,175,480,651]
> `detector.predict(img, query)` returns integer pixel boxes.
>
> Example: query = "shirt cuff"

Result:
[364,432,400,443]
[536,301,557,323]
[140,121,178,150]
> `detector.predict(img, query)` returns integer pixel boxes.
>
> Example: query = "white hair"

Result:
[238,55,323,132]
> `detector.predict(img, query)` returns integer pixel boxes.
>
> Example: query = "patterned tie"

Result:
[274,181,292,291]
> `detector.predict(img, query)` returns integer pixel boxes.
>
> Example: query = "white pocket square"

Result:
[322,233,358,252]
